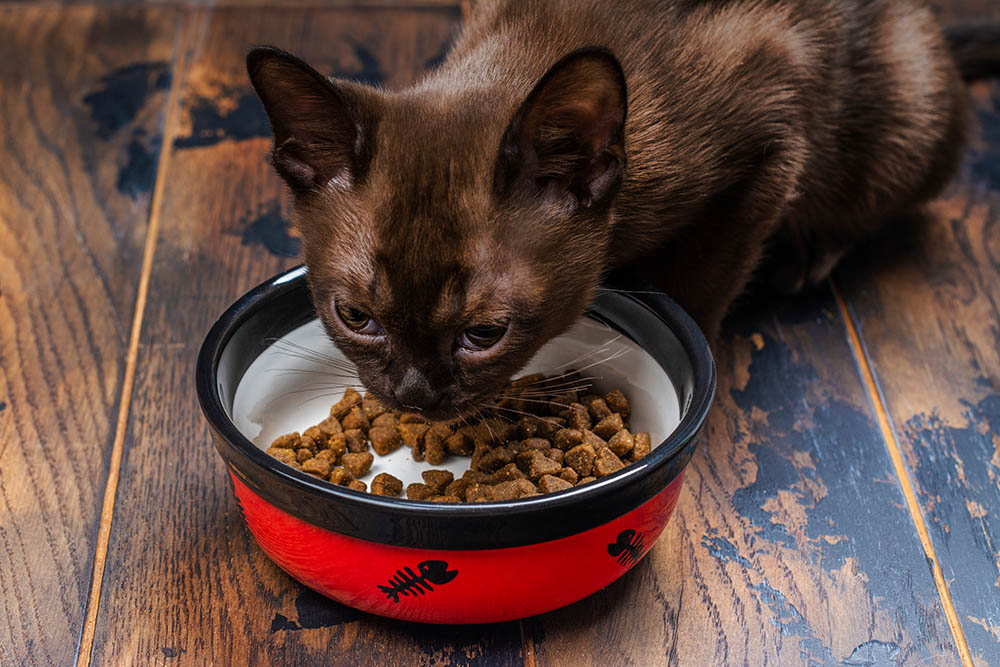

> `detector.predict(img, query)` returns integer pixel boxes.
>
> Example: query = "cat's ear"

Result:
[494,47,627,209]
[247,46,373,194]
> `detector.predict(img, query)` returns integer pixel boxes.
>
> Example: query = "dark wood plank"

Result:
[526,291,961,665]
[88,6,521,665]
[835,78,1000,665]
[0,6,178,665]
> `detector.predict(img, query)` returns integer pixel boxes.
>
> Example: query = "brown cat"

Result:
[248,0,978,419]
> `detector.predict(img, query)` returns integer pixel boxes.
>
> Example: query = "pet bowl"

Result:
[196,265,715,623]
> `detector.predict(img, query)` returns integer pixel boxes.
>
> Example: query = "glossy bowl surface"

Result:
[197,266,715,622]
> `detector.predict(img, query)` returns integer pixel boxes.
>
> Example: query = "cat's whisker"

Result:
[557,347,630,376]
[267,339,359,371]
[486,404,551,422]
[502,396,572,410]
[511,383,598,397]
[282,384,358,397]
[506,376,593,393]
[544,336,625,371]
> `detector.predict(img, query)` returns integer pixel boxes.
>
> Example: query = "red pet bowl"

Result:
[196,266,715,623]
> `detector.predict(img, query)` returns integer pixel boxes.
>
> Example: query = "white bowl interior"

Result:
[231,316,681,488]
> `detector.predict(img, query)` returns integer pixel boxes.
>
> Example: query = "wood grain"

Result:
[835,79,1000,666]
[0,6,178,665]
[526,291,962,665]
[86,6,521,665]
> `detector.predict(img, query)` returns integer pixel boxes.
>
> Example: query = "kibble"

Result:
[371,472,403,496]
[264,372,651,502]
[341,452,374,477]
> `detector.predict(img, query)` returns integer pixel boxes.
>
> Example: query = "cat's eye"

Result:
[458,324,508,351]
[335,303,383,335]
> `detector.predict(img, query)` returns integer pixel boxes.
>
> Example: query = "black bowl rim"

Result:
[196,265,716,549]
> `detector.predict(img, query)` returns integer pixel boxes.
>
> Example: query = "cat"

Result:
[247,0,988,419]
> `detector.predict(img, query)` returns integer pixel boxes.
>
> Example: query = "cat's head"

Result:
[248,46,627,419]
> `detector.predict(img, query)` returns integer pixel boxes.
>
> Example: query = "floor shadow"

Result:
[728,210,935,330]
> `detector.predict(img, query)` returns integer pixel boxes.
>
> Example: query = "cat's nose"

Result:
[393,367,440,411]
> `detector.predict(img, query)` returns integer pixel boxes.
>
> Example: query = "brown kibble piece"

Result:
[301,457,331,478]
[604,389,630,417]
[399,412,428,424]
[444,478,471,500]
[425,437,447,465]
[270,432,300,449]
[561,403,591,430]
[314,448,337,464]
[341,452,374,477]
[302,425,325,447]
[295,448,313,463]
[266,447,297,465]
[422,469,455,492]
[371,412,398,429]
[593,447,625,477]
[371,472,403,496]
[490,481,522,501]
[545,448,565,465]
[330,388,362,418]
[462,469,491,484]
[549,391,579,415]
[491,462,527,484]
[348,480,367,492]
[423,423,453,464]
[406,483,436,500]
[526,450,562,480]
[324,433,347,460]
[553,428,584,451]
[579,476,596,484]
[585,397,613,421]
[513,478,540,497]
[428,495,461,503]
[517,417,539,439]
[631,432,651,461]
[466,484,493,503]
[559,467,579,484]
[520,437,552,452]
[608,429,635,458]
[534,417,565,439]
[445,432,475,456]
[317,416,342,438]
[329,467,354,485]
[565,444,596,477]
[538,474,573,493]
[473,446,511,473]
[399,423,429,448]
[361,398,388,421]
[370,426,402,456]
[509,373,546,389]
[344,429,368,453]
[341,406,370,433]
[593,413,624,440]
[582,429,608,449]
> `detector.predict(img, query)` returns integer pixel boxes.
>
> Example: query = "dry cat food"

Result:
[264,373,652,502]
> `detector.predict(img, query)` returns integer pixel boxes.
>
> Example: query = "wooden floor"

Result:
[1,0,998,665]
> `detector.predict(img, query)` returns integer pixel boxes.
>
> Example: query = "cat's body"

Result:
[429,0,968,327]
[249,0,972,418]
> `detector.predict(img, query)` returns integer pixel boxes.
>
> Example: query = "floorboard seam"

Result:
[830,279,973,667]
[74,11,193,667]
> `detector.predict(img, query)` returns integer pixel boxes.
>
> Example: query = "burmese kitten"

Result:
[248,0,982,418]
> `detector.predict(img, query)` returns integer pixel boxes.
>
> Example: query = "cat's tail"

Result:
[945,22,1000,79]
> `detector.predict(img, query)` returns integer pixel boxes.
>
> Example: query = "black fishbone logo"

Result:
[608,529,645,566]
[378,560,458,603]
